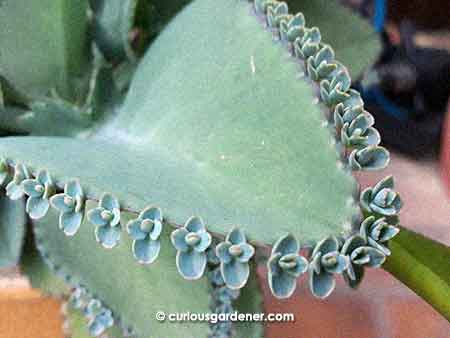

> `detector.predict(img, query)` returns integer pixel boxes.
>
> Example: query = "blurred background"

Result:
[0,0,449,337]
[346,0,450,159]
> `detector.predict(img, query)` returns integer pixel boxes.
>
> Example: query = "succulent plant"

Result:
[22,169,55,219]
[360,175,402,224]
[360,215,400,255]
[50,180,85,236]
[294,27,322,60]
[267,233,308,298]
[171,216,212,280]
[339,108,381,149]
[279,12,305,43]
[127,206,163,264]
[87,194,122,249]
[309,236,349,299]
[349,145,390,171]
[267,2,289,28]
[216,227,255,290]
[85,299,115,336]
[1,0,449,337]
[320,67,351,106]
[5,163,30,200]
[306,45,338,81]
[341,234,386,288]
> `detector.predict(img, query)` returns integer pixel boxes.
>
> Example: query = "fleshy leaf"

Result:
[268,233,307,298]
[349,146,390,171]
[60,212,83,236]
[0,0,360,246]
[26,196,51,220]
[383,227,450,321]
[222,259,251,290]
[20,230,69,297]
[310,268,335,299]
[233,264,264,338]
[0,0,87,100]
[133,238,160,264]
[0,192,26,268]
[33,201,212,337]
[176,249,207,280]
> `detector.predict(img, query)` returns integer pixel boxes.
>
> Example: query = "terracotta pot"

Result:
[0,287,64,338]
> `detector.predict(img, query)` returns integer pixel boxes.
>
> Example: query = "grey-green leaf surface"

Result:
[0,0,359,246]
[234,265,264,338]
[65,306,95,338]
[34,201,211,338]
[288,0,381,78]
[20,229,69,297]
[0,193,26,268]
[383,226,450,321]
[0,0,88,100]
[111,0,360,245]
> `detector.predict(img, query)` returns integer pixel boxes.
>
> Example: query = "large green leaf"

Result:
[0,193,26,268]
[0,0,359,246]
[288,0,381,78]
[383,227,450,321]
[20,227,69,296]
[109,0,360,245]
[34,201,211,338]
[0,0,88,100]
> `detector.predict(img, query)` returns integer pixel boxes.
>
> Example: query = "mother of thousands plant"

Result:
[0,0,449,337]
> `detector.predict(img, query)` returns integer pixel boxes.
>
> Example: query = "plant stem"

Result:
[383,227,450,321]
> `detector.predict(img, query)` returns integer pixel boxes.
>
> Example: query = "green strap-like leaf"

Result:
[383,226,450,321]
